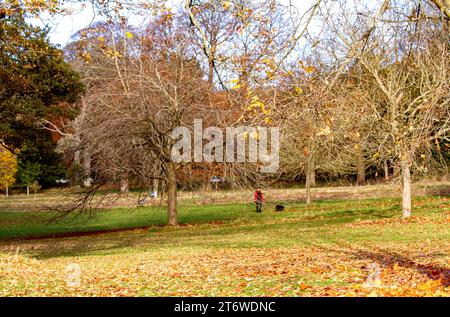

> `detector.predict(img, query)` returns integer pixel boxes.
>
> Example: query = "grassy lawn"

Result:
[0,193,448,296]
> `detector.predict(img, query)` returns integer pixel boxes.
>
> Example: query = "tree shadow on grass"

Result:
[0,229,152,259]
[317,244,450,287]
[422,185,450,196]
[0,203,405,259]
[1,220,269,259]
[0,219,295,259]
[322,207,398,220]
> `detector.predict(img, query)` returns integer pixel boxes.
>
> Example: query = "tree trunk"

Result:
[208,56,214,85]
[356,161,365,186]
[205,180,212,192]
[401,158,412,218]
[152,179,159,198]
[5,182,8,198]
[160,180,166,204]
[393,162,399,178]
[207,41,216,85]
[27,186,30,196]
[305,162,312,205]
[166,163,178,226]
[356,147,365,185]
[384,160,389,181]
[357,168,365,185]
[74,150,80,166]
[82,151,92,187]
[120,178,129,193]
[310,169,316,187]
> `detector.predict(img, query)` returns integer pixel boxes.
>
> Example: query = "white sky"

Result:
[32,0,316,47]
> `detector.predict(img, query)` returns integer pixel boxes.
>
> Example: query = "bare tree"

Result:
[60,16,213,225]
[321,0,449,217]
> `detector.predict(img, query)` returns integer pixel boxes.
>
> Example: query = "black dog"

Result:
[275,205,285,212]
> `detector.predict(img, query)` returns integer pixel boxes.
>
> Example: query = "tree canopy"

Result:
[0,8,84,185]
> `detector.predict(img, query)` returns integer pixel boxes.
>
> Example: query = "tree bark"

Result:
[383,160,389,181]
[166,163,178,226]
[208,55,214,85]
[305,162,312,205]
[393,162,399,178]
[356,154,366,186]
[27,186,30,196]
[74,150,80,166]
[5,182,8,198]
[401,158,412,218]
[207,39,217,85]
[120,178,129,193]
[152,179,159,198]
[205,180,212,192]
[310,169,316,187]
[82,151,92,187]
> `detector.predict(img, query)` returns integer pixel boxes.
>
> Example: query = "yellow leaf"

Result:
[266,71,275,80]
[294,86,303,96]
[222,1,232,10]
[304,66,316,74]
[232,84,241,90]
[82,52,92,63]
[0,146,18,187]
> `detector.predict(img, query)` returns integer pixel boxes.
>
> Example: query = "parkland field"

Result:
[0,183,448,297]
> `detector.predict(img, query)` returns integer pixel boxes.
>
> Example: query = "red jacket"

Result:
[254,190,263,202]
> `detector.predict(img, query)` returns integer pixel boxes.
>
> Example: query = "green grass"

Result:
[0,202,248,239]
[0,196,447,242]
[0,194,448,296]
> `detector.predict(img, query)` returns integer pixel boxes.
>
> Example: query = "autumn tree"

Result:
[182,0,239,85]
[320,0,449,217]
[0,7,84,185]
[0,145,17,197]
[277,64,361,204]
[60,15,214,225]
[360,44,449,217]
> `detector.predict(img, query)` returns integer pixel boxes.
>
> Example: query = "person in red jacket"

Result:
[254,188,264,213]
